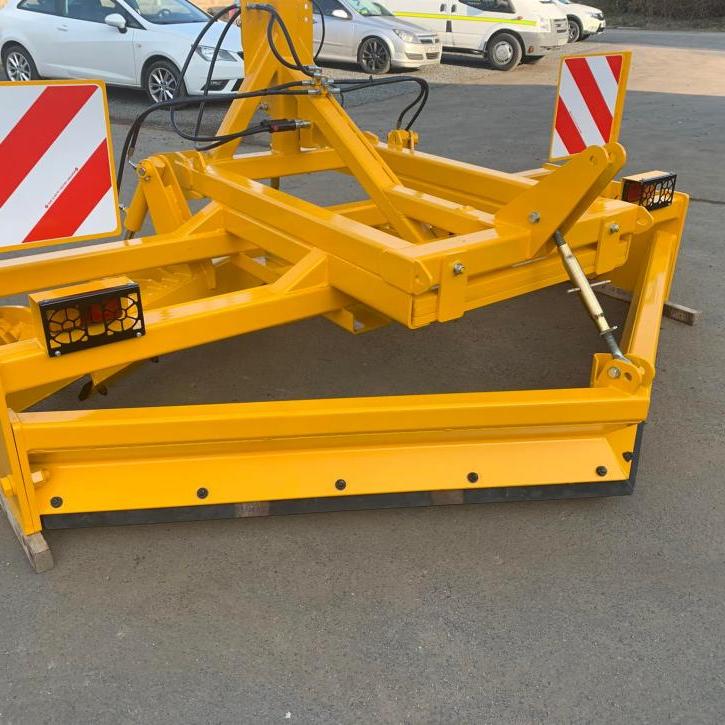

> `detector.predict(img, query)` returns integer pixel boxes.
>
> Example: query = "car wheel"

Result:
[2,44,39,82]
[357,37,391,75]
[568,17,583,43]
[486,33,522,71]
[144,59,184,104]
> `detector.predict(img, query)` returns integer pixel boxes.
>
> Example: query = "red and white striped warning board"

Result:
[549,52,632,162]
[0,80,120,251]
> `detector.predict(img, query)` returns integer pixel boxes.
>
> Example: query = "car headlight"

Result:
[393,29,416,43]
[195,46,238,63]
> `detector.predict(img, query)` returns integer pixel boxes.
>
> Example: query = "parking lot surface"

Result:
[1,29,724,724]
[99,28,725,129]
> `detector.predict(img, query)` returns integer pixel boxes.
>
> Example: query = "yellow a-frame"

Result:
[0,0,688,570]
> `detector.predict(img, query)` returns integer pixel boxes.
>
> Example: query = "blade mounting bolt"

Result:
[528,211,541,224]
[623,451,633,462]
[197,487,209,499]
[467,472,479,484]
[50,496,63,509]
[596,466,608,477]
[335,479,347,491]
[453,262,466,276]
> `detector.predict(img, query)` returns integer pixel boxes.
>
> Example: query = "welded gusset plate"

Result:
[39,283,145,357]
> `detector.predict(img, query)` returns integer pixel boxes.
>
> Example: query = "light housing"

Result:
[30,277,145,357]
[393,29,416,43]
[196,46,238,63]
[621,171,677,211]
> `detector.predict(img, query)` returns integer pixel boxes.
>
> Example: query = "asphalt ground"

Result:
[1,29,724,724]
[100,29,725,129]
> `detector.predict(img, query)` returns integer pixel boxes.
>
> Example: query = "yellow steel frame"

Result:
[0,0,688,570]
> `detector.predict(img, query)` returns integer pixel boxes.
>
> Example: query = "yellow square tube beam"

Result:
[0,277,348,396]
[16,389,645,518]
[0,209,234,298]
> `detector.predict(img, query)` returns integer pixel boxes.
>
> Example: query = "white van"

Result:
[385,0,569,70]
[546,0,606,42]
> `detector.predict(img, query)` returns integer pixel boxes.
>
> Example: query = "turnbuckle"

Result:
[554,230,628,362]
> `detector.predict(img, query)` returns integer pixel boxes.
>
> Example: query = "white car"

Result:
[313,0,441,75]
[0,0,244,103]
[545,0,606,42]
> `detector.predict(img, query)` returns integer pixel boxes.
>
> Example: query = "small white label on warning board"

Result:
[0,80,120,251]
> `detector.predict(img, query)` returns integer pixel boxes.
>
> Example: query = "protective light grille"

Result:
[622,173,677,211]
[39,283,145,356]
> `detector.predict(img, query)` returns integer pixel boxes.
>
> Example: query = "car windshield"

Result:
[125,0,209,24]
[348,0,393,17]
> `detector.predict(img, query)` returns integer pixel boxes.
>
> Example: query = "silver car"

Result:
[313,0,441,74]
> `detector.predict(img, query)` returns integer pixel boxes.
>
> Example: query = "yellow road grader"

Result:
[0,0,689,570]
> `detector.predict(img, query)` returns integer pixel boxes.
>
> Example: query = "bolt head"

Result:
[197,487,209,500]
[608,367,622,379]
[50,496,63,509]
[335,479,347,491]
[137,166,147,177]
[467,472,479,484]
[609,223,620,234]
[54,350,62,357]
[528,211,541,224]
[596,466,608,477]
[452,262,466,276]
[623,451,634,462]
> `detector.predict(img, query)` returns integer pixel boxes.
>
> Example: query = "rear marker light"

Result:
[622,171,677,211]
[39,282,145,357]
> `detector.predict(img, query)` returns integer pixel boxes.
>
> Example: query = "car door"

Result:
[58,0,138,84]
[10,0,69,76]
[451,0,515,50]
[313,0,356,61]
